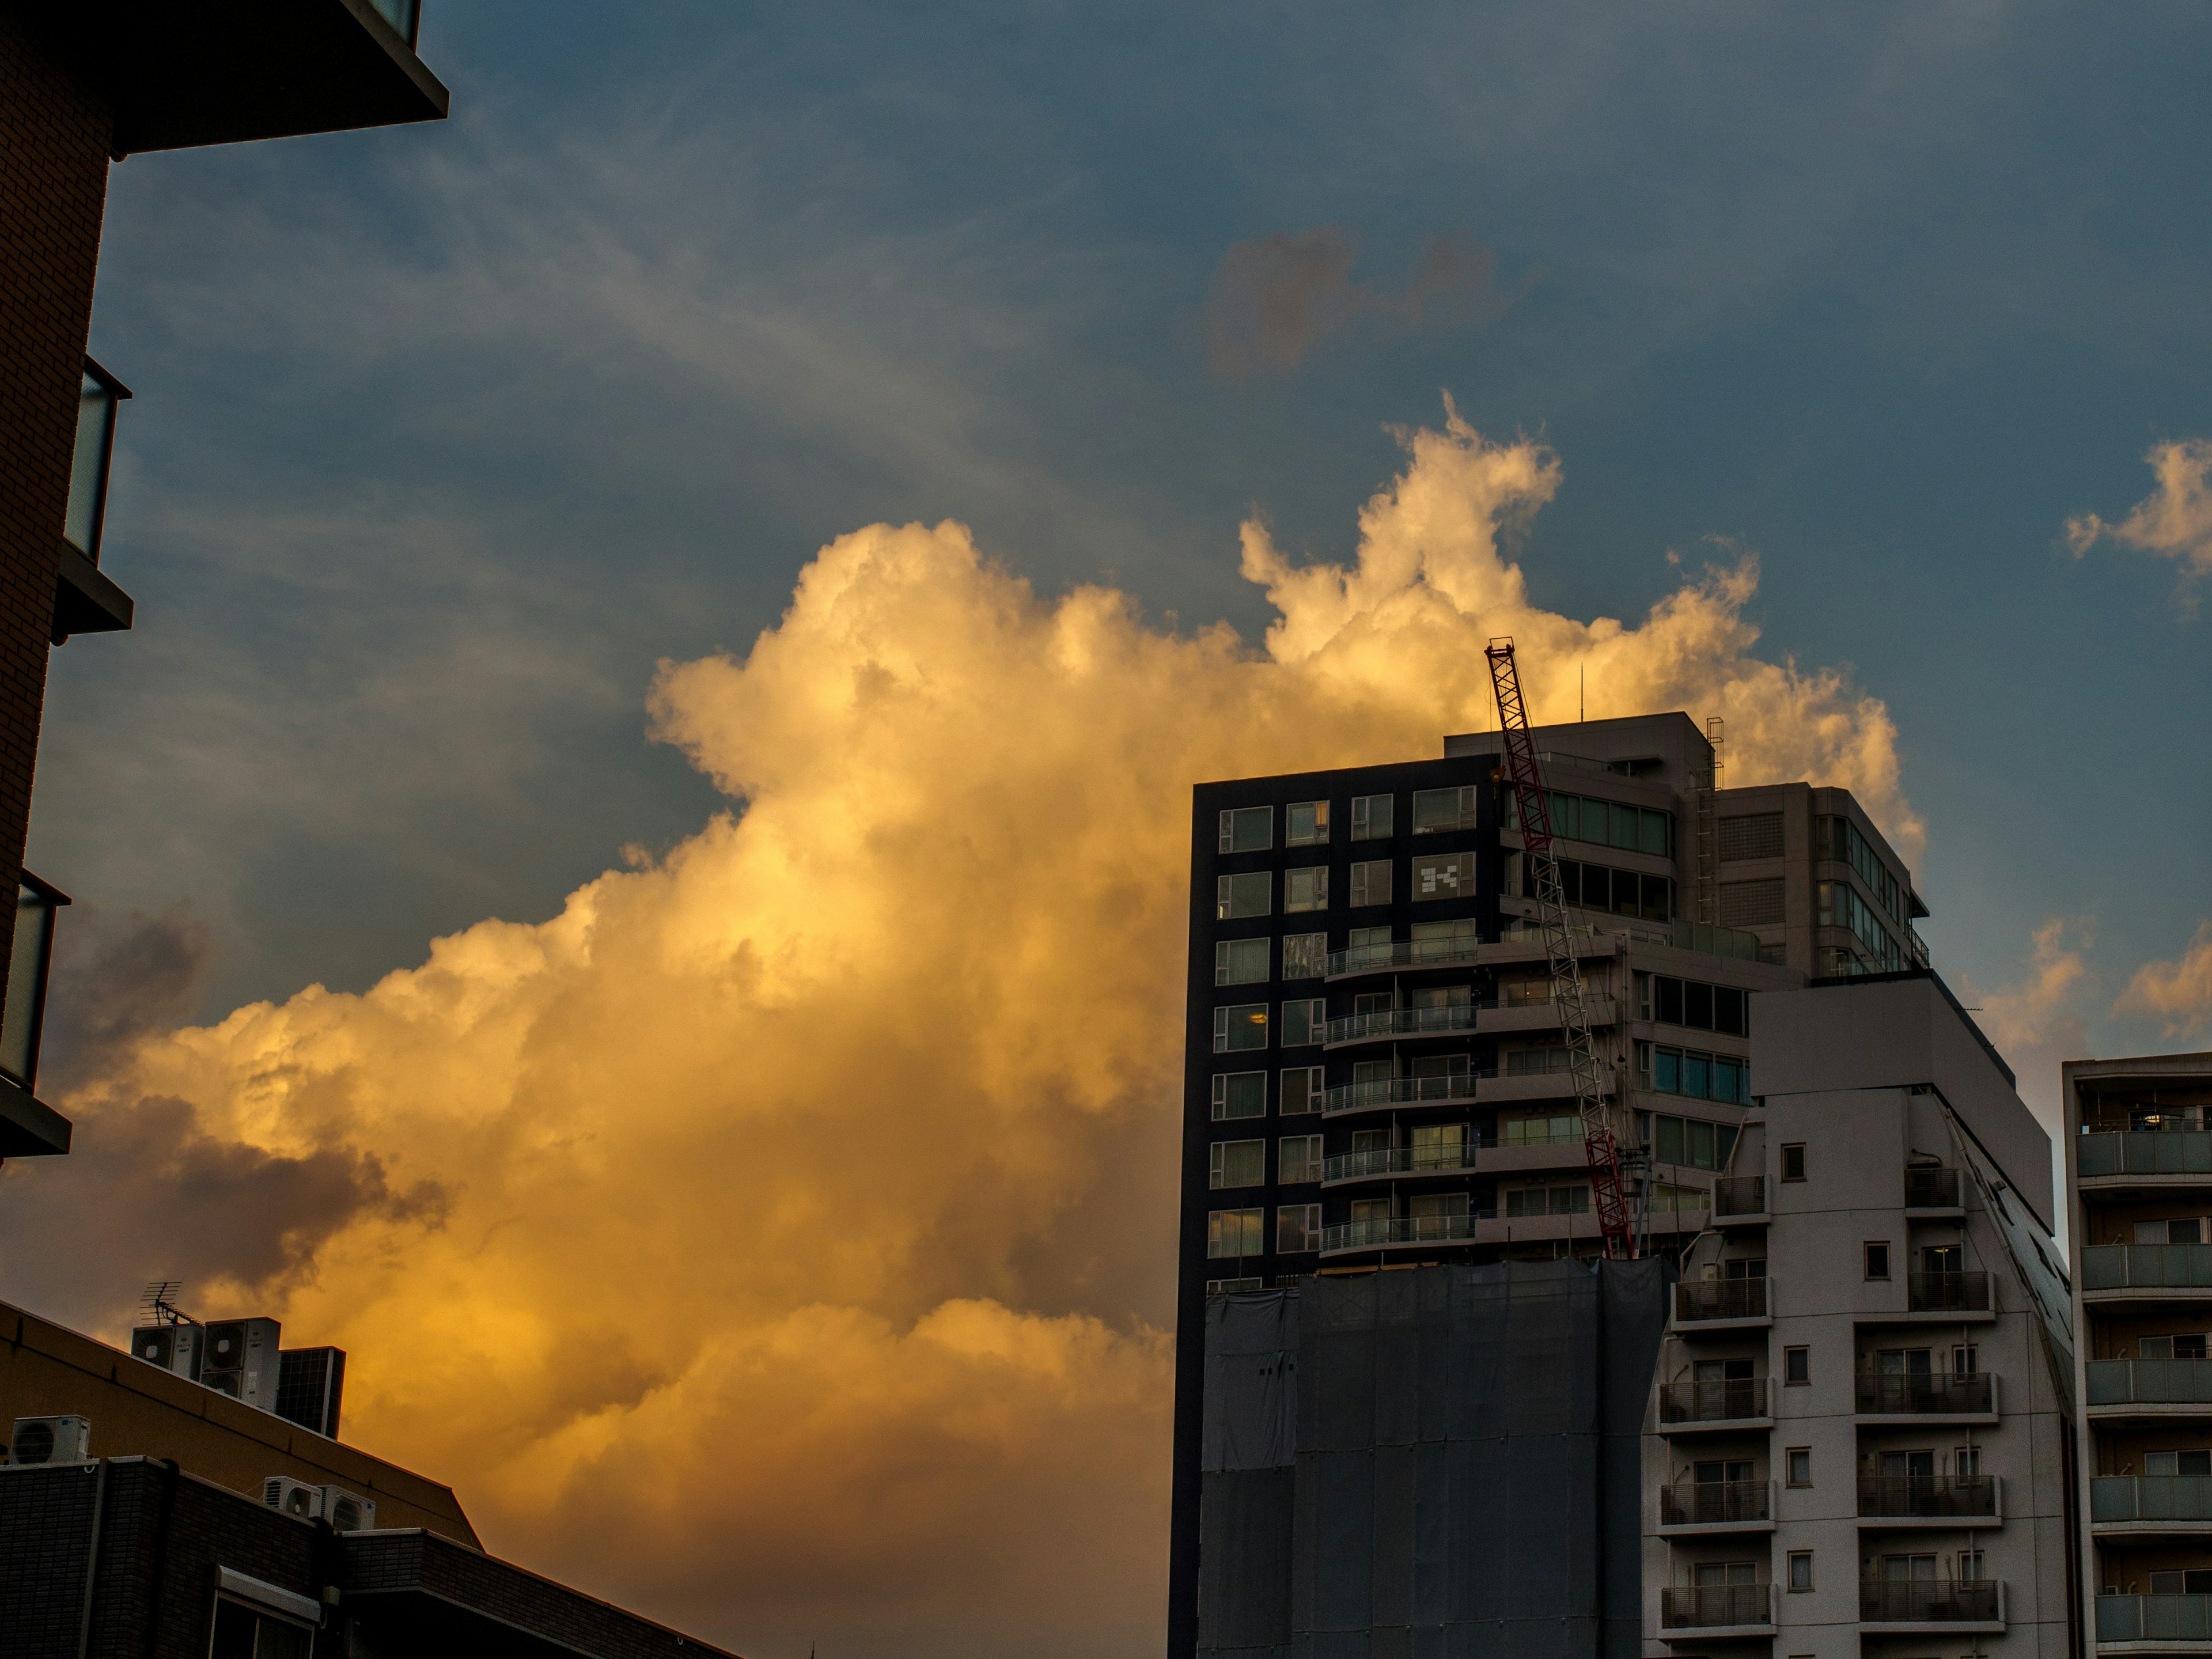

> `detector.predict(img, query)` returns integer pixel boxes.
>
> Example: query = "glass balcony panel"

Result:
[2092,1475,2212,1522]
[1324,1002,1483,1044]
[2078,1130,2212,1177]
[1853,1371,1993,1414]
[1858,1580,1999,1623]
[2083,1244,2212,1290]
[2086,1357,2212,1406]
[1657,1377,1770,1423]
[1907,1270,1990,1310]
[1660,1480,1770,1525]
[1660,1585,1769,1628]
[2100,1595,2212,1642]
[1319,1214,1491,1252]
[1674,1278,1768,1322]
[1855,1475,1998,1517]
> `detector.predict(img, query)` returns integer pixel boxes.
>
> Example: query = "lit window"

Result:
[1217,872,1270,919]
[1282,933,1327,979]
[1211,1073,1266,1120]
[1286,801,1330,846]
[1411,852,1476,900]
[1213,1005,1268,1053]
[1285,866,1330,913]
[1350,794,1394,840]
[1278,1066,1324,1116]
[1209,1139,1265,1189]
[1214,937,1269,986]
[1276,1203,1321,1253]
[1207,1209,1264,1259]
[1349,860,1392,907]
[1218,806,1272,853]
[1278,1135,1323,1184]
[1279,998,1325,1047]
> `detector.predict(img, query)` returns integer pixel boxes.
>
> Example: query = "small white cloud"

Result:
[2067,439,2212,606]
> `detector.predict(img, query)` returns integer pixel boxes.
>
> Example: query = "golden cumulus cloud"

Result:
[32,413,1919,1657]
[2118,921,2212,1039]
[2068,438,2212,607]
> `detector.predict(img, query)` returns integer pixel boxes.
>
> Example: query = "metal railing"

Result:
[2086,1357,2212,1406]
[1322,1073,1494,1113]
[1660,1585,1771,1629]
[1325,936,1484,976]
[1324,1003,1482,1045]
[1854,1372,1994,1415]
[1658,1377,1771,1423]
[1904,1168,1961,1207]
[2099,1594,2212,1642]
[1660,1480,1771,1525]
[1857,1475,1998,1518]
[1907,1270,1990,1311]
[1323,1145,1482,1183]
[1319,1214,1488,1252]
[2078,1130,2212,1176]
[2082,1243,2212,1291]
[2092,1475,2212,1522]
[1675,1278,1768,1323]
[1859,1580,1999,1623]
[1713,1175,1765,1217]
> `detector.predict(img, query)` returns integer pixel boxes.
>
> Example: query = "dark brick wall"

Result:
[0,1461,99,1655]
[0,8,112,1006]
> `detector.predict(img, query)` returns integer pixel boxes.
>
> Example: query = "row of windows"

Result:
[1213,1000,1328,1051]
[1214,920,1476,986]
[1217,788,1479,854]
[1206,1186,1601,1257]
[1645,1111,1742,1171]
[1636,1042,1752,1104]
[1819,813,1911,927]
[1505,787,1673,857]
[1210,1205,1317,1256]
[1213,1067,1325,1119]
[1210,1135,1323,1188]
[1819,879,1908,972]
[1508,854,1673,922]
[1215,853,1478,919]
[1633,971,1751,1036]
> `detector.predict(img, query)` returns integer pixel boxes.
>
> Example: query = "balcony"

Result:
[1657,1377,1773,1430]
[2093,1475,2212,1531]
[1904,1167,1962,1210]
[2086,1358,2212,1416]
[1326,937,1483,979]
[1322,1073,1493,1115]
[2084,1244,2212,1298]
[1856,1475,2000,1522]
[1859,1579,2003,1630]
[1659,1480,1772,1531]
[2099,1593,2212,1647]
[1319,1214,1486,1254]
[1672,1278,1770,1328]
[1324,1003,1482,1047]
[1712,1175,1765,1221]
[1658,1585,1774,1635]
[1322,1145,1483,1184]
[2078,1130,2212,1187]
[1854,1372,1997,1421]
[1907,1270,1990,1312]
[0,874,73,1160]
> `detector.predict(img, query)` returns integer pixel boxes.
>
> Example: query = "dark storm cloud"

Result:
[1203,229,1497,379]
[37,904,214,1094]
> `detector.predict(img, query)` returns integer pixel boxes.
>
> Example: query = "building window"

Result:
[1350,794,1394,840]
[1215,937,1270,986]
[1207,1207,1264,1259]
[1718,877,1785,929]
[1279,1066,1324,1116]
[210,1598,315,1659]
[1786,1551,1813,1592]
[1277,1203,1321,1253]
[1279,998,1325,1047]
[1278,1135,1322,1184]
[1780,1143,1806,1181]
[1817,878,1906,972]
[1505,1183,1589,1217]
[1217,871,1271,919]
[1786,1448,1811,1487]
[1412,852,1476,900]
[1206,1276,1263,1295]
[1282,932,1327,979]
[1952,1344,1978,1377]
[1219,806,1273,853]
[1,874,69,1093]
[1718,812,1783,862]
[1286,801,1330,845]
[1285,866,1330,912]
[1957,1549,1985,1582]
[1349,859,1392,907]
[1411,785,1478,834]
[1645,975,1750,1037]
[1864,1241,1891,1280]
[1536,855,1672,922]
[1214,1005,1269,1053]
[1212,1072,1266,1120]
[1954,1446,1980,1479]
[1650,1046,1751,1104]
[1784,1346,1810,1385]
[1651,1114,1740,1172]
[1209,1139,1266,1190]
[1505,788,1671,856]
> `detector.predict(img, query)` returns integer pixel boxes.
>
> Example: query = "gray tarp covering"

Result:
[1198,1260,1669,1659]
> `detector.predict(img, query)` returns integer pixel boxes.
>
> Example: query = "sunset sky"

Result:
[7,5,2212,1657]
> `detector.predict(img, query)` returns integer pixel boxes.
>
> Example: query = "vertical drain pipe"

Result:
[76,1456,109,1659]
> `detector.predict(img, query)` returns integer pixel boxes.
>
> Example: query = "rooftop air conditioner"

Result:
[131,1322,203,1381]
[263,1476,321,1519]
[10,1415,91,1467]
[321,1486,375,1532]
[202,1317,282,1412]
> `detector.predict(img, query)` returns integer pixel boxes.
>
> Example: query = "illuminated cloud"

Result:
[1204,229,1497,379]
[1956,918,2091,1132]
[2067,438,2212,604]
[2117,921,2212,1039]
[6,414,1918,1658]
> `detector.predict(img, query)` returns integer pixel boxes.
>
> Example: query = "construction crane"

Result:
[1484,638,1635,1261]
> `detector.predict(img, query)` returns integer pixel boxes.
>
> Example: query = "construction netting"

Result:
[1199,1257,1670,1659]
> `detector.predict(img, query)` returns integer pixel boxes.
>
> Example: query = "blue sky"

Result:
[37,0,2212,1072]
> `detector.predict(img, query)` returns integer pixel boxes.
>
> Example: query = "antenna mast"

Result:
[1484,639,1634,1261]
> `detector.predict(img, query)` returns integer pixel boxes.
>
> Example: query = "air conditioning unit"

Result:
[261,1476,375,1532]
[202,1317,282,1411]
[131,1322,203,1381]
[11,1415,91,1466]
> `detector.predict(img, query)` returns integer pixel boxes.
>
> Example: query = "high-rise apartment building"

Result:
[1169,714,1937,1657]
[0,1,446,1161]
[2062,1048,2212,1652]
[1648,974,2077,1658]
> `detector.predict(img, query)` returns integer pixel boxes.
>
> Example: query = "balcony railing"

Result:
[2078,1130,2212,1177]
[1660,1585,1771,1630]
[1854,1372,1994,1415]
[1319,1214,1487,1252]
[1320,1073,1495,1114]
[1661,1480,1771,1526]
[1674,1278,1768,1323]
[1325,937,1483,976]
[2099,1594,2212,1642]
[2086,1357,2212,1407]
[1859,1580,2000,1623]
[2083,1243,2212,1291]
[1713,1175,1765,1217]
[1907,1270,1990,1311]
[1322,1146,1483,1183]
[2093,1475,2212,1522]
[1658,1377,1772,1424]
[1324,1003,1482,1045]
[1904,1167,1960,1208]
[1857,1475,1998,1518]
